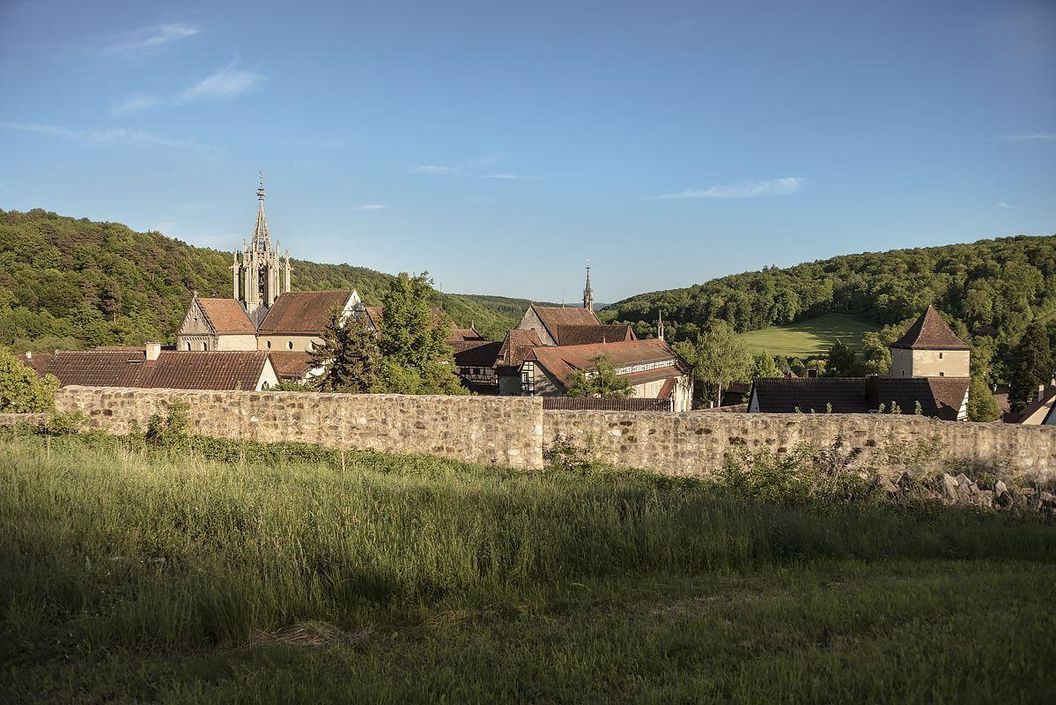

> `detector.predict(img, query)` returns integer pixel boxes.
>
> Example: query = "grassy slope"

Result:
[738,313,879,357]
[2,433,1054,704]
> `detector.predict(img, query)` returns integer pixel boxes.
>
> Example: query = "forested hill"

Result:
[0,208,526,350]
[602,235,1056,349]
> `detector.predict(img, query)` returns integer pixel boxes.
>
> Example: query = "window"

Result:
[939,352,944,359]
[287,341,294,350]
[939,371,945,377]
[185,342,191,351]
[266,340,272,349]
[201,342,208,351]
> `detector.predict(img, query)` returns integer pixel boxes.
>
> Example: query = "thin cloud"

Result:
[409,165,462,175]
[650,177,804,200]
[0,121,218,158]
[482,172,544,181]
[999,202,1016,209]
[178,65,264,102]
[999,133,1055,142]
[104,23,199,54]
[354,204,389,211]
[113,63,264,114]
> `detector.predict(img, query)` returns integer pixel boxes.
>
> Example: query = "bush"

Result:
[0,347,58,413]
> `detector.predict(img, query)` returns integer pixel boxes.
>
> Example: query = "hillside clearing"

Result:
[738,313,879,357]
[2,433,1054,704]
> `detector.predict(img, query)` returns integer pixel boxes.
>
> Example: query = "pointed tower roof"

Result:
[890,305,970,350]
[582,260,594,311]
[251,171,271,251]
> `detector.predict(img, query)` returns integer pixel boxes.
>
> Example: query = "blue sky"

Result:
[1,0,1053,303]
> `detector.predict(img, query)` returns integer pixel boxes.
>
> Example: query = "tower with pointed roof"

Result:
[582,261,594,312]
[889,305,971,379]
[233,173,291,317]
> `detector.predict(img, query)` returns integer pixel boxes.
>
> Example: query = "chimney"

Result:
[145,342,162,361]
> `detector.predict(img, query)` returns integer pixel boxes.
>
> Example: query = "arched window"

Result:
[201,342,208,351]
[185,342,191,351]
[287,341,294,350]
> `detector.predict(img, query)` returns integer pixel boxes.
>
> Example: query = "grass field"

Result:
[739,313,879,357]
[2,432,1055,704]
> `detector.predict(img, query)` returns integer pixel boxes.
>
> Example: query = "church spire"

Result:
[252,170,270,252]
[583,260,594,312]
[657,310,665,340]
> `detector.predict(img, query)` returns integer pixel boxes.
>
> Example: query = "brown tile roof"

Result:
[449,326,486,343]
[527,339,683,389]
[17,352,54,375]
[542,397,673,411]
[197,298,256,334]
[359,306,450,332]
[622,365,683,386]
[497,329,543,368]
[268,351,314,379]
[258,291,353,335]
[553,324,635,346]
[453,341,503,367]
[891,306,970,350]
[1006,385,1056,424]
[42,350,271,390]
[749,376,969,420]
[531,305,600,342]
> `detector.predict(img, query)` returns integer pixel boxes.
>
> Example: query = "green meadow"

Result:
[2,432,1054,704]
[738,313,879,357]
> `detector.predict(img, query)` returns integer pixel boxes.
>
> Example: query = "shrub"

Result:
[0,347,58,413]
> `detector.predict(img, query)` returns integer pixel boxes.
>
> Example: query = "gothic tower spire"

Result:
[657,310,665,340]
[252,170,270,252]
[235,172,286,315]
[583,260,594,312]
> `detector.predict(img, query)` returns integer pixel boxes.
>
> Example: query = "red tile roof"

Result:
[42,350,271,390]
[197,298,256,334]
[267,351,315,379]
[496,329,543,368]
[531,305,600,342]
[891,306,970,350]
[554,324,635,346]
[258,291,353,335]
[527,339,684,389]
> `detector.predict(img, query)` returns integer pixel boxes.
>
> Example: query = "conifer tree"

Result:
[1009,323,1054,412]
[310,310,380,393]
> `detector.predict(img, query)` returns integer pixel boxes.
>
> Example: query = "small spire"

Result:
[582,259,594,312]
[658,310,665,340]
[257,170,265,201]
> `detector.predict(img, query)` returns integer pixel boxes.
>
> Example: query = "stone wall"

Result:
[50,387,1056,480]
[54,386,543,469]
[544,410,1056,481]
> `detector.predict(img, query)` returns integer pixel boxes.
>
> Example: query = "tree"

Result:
[824,339,861,377]
[311,310,381,393]
[376,273,464,395]
[0,347,59,412]
[566,355,634,398]
[749,352,783,379]
[683,321,752,406]
[1008,323,1054,412]
[967,375,1001,422]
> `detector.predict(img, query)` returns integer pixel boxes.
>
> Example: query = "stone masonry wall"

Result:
[544,410,1056,481]
[54,386,543,469]
[50,387,1056,480]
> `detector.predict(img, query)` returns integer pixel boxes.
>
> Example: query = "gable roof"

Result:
[891,306,970,350]
[749,376,969,420]
[197,298,256,334]
[530,305,600,342]
[1007,385,1056,424]
[449,326,486,343]
[497,329,543,369]
[526,338,683,389]
[257,291,354,336]
[41,350,271,390]
[553,324,635,346]
[453,340,503,367]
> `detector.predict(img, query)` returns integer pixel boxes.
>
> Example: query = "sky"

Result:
[1,0,1054,303]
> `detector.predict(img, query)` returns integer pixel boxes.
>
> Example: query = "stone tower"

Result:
[889,305,970,378]
[582,261,594,312]
[233,173,291,317]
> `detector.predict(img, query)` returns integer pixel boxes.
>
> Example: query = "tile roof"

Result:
[1006,385,1056,424]
[449,326,486,343]
[542,397,673,411]
[42,350,271,390]
[527,339,684,389]
[496,329,542,368]
[267,351,315,379]
[531,305,600,342]
[257,291,353,335]
[197,298,256,334]
[750,376,969,420]
[553,324,635,346]
[453,341,503,367]
[891,305,970,350]
[17,352,54,375]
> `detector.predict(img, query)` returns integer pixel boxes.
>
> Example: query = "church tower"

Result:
[582,261,594,312]
[233,173,291,318]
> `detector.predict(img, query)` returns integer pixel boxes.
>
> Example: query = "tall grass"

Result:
[2,431,1054,667]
